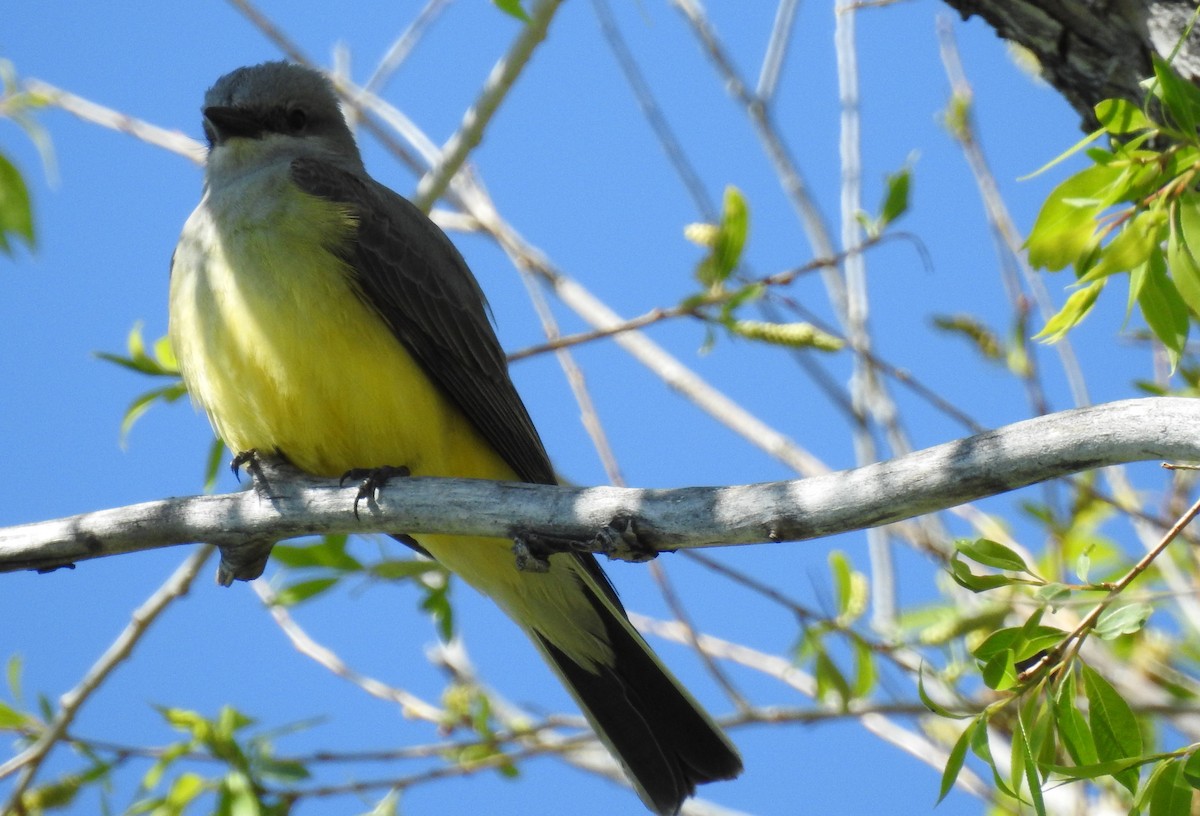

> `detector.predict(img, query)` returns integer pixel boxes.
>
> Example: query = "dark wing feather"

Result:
[291,158,625,612]
[291,157,555,487]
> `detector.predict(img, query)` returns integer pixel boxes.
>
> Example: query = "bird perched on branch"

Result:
[169,61,742,814]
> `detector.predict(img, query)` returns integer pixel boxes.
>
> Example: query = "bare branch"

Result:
[251,582,444,722]
[1,398,1196,578]
[0,546,214,803]
[411,0,563,211]
[21,78,204,163]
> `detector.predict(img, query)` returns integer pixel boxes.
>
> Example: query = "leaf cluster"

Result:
[1028,56,1200,367]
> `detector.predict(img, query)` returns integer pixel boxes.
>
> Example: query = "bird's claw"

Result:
[340,465,411,519]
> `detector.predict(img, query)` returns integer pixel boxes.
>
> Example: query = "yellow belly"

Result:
[169,188,513,484]
[168,184,613,669]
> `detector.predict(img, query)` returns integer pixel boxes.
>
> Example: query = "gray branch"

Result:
[2,398,1198,580]
[940,0,1200,127]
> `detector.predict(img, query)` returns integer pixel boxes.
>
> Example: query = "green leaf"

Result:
[0,151,35,255]
[917,662,971,719]
[1182,750,1200,790]
[1014,710,1048,816]
[851,639,875,698]
[1169,192,1200,317]
[1149,758,1191,816]
[159,706,209,737]
[141,742,190,791]
[360,790,400,816]
[696,186,749,289]
[492,0,531,23]
[255,757,310,783]
[0,701,27,728]
[164,771,206,811]
[1054,670,1099,766]
[203,437,227,492]
[7,653,22,702]
[273,577,339,606]
[1095,98,1154,134]
[981,649,1017,691]
[1034,582,1072,608]
[1035,281,1104,343]
[119,382,189,445]
[1082,661,1142,793]
[1042,755,1160,780]
[948,555,1014,592]
[937,716,978,804]
[1021,127,1104,180]
[955,538,1032,573]
[370,559,443,581]
[1077,208,1167,284]
[813,645,851,707]
[1026,163,1123,271]
[970,714,1018,798]
[1152,54,1200,139]
[272,535,360,571]
[829,551,852,618]
[1075,550,1092,584]
[22,775,86,810]
[973,623,1063,671]
[1132,251,1189,368]
[878,163,912,229]
[96,324,179,377]
[1094,602,1153,640]
[421,575,455,641]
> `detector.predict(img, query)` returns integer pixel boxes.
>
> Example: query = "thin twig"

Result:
[1020,488,1200,682]
[224,0,311,63]
[935,17,1089,410]
[512,257,627,486]
[629,613,992,799]
[251,581,443,722]
[20,79,203,163]
[671,0,843,309]
[835,0,898,631]
[590,0,716,219]
[756,0,801,103]
[648,561,751,711]
[362,0,453,97]
[412,0,564,211]
[0,546,214,808]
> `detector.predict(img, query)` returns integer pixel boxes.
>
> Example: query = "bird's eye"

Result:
[286,107,308,132]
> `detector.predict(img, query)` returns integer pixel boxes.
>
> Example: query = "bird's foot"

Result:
[593,515,659,563]
[230,449,264,482]
[510,516,659,572]
[219,450,290,584]
[340,465,411,519]
[511,532,556,573]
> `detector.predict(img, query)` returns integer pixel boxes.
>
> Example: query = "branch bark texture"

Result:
[941,0,1200,126]
[1,398,1197,576]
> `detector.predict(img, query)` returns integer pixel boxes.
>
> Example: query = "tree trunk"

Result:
[941,0,1200,127]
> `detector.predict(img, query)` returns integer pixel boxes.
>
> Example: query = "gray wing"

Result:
[290,157,555,486]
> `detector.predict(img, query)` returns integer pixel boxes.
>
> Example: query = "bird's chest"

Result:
[170,182,395,470]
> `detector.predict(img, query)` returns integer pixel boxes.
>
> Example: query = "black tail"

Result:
[532,590,742,815]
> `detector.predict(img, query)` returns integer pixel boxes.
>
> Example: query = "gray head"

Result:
[201,62,364,173]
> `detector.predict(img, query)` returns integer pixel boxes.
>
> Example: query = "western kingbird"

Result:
[169,62,741,814]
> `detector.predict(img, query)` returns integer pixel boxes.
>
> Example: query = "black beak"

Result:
[203,106,264,145]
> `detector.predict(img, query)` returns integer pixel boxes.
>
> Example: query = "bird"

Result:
[168,61,742,814]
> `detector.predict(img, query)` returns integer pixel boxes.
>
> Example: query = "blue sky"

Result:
[0,1,1161,814]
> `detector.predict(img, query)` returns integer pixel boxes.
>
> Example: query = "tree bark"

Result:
[2,398,1197,583]
[940,0,1200,126]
